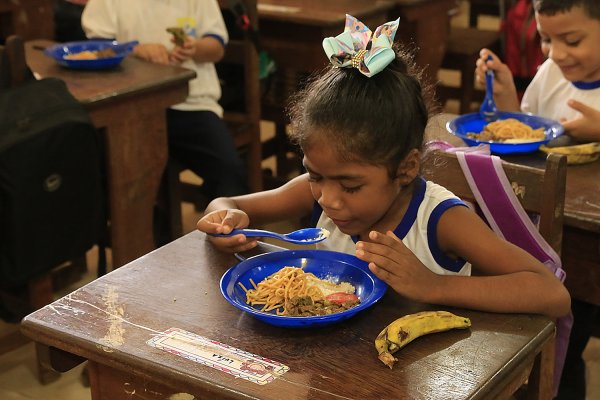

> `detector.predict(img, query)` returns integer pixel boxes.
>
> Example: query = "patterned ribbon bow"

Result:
[322,15,400,77]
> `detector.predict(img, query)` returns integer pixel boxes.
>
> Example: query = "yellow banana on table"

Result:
[374,310,471,368]
[539,142,600,165]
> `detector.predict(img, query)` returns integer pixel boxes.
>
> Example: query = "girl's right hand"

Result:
[196,209,258,253]
[475,48,520,111]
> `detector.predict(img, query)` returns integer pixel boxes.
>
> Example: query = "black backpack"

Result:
[0,76,106,288]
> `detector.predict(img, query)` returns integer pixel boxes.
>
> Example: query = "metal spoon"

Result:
[480,55,499,122]
[209,228,330,245]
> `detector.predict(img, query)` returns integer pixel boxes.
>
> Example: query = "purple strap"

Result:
[456,152,564,277]
[449,147,571,396]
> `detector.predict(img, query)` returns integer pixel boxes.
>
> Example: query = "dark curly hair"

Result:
[534,0,600,20]
[286,45,434,178]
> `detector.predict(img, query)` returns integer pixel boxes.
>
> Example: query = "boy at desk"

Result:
[476,0,600,142]
[475,1,600,398]
[81,0,248,202]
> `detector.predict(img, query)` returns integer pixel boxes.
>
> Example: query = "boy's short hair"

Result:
[534,0,600,20]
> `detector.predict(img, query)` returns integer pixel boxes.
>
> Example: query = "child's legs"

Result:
[557,299,600,399]
[166,109,248,199]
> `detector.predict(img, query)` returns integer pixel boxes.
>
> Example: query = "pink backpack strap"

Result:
[454,149,571,397]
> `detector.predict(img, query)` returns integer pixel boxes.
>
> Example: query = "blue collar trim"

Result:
[572,80,600,90]
[393,177,426,239]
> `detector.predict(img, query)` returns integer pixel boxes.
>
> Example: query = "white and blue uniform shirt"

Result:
[315,177,472,276]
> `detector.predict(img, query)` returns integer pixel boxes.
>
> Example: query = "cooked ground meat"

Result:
[286,296,360,316]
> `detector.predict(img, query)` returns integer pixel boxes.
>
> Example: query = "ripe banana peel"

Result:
[539,142,600,165]
[374,311,471,368]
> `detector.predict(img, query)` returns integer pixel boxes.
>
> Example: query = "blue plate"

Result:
[446,111,564,154]
[43,40,139,70]
[220,249,387,328]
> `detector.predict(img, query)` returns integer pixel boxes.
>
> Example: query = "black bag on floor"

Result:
[0,77,105,288]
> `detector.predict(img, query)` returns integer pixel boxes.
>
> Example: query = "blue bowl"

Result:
[446,111,564,154]
[43,40,139,70]
[220,249,388,328]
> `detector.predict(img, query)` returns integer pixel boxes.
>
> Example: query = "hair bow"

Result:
[322,14,400,77]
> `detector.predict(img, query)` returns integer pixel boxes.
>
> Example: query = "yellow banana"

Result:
[374,311,471,368]
[539,142,600,165]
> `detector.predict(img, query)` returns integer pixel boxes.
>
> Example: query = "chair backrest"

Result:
[421,151,566,254]
[217,0,262,192]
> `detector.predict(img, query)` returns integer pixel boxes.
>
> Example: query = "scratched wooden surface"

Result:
[21,231,554,400]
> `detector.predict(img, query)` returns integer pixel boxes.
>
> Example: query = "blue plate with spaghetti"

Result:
[446,111,564,154]
[43,40,139,70]
[220,249,387,328]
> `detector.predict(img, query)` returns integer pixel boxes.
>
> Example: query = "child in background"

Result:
[197,15,570,320]
[475,0,600,143]
[82,0,248,201]
[476,1,600,398]
[53,0,88,42]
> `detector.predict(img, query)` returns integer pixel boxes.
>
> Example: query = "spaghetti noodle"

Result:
[238,266,355,316]
[467,118,545,143]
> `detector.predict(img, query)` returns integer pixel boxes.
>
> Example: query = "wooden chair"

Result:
[163,0,263,239]
[216,0,263,194]
[438,1,505,114]
[422,150,566,258]
[438,27,501,114]
[422,150,567,397]
[468,0,508,27]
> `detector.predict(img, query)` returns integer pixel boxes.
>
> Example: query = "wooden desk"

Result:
[426,113,600,306]
[25,40,196,268]
[258,0,455,86]
[0,0,54,42]
[257,0,395,110]
[258,0,394,73]
[257,0,455,177]
[22,231,555,399]
[389,0,458,85]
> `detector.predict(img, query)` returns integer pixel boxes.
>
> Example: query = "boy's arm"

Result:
[169,0,228,65]
[562,99,600,142]
[475,49,521,112]
[169,35,225,64]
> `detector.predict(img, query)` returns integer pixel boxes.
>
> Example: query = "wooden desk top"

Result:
[426,113,600,233]
[22,231,554,399]
[257,0,454,99]
[24,40,196,106]
[257,0,394,26]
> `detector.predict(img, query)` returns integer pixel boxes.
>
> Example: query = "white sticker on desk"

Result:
[147,327,289,385]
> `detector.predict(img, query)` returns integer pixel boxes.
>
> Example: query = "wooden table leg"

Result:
[88,86,187,268]
[525,334,555,400]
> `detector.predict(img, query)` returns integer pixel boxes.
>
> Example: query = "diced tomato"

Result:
[325,292,359,304]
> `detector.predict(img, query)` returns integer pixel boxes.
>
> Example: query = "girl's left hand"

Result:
[169,36,196,64]
[355,230,439,303]
[561,99,600,142]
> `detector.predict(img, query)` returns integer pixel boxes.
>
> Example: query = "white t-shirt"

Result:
[521,58,600,121]
[82,0,228,116]
[315,178,472,276]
